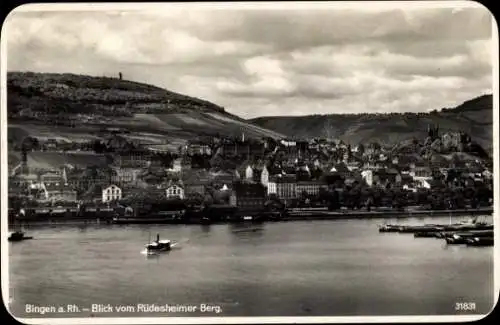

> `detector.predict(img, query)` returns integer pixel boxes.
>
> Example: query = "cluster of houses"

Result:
[8,127,494,212]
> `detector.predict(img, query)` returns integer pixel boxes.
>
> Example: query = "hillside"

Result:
[7,71,227,116]
[250,94,493,151]
[7,72,284,149]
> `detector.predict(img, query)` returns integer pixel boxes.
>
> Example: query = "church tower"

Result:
[427,123,439,140]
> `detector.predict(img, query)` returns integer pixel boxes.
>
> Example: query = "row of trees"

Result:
[290,182,493,211]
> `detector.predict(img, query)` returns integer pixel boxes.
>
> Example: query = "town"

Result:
[8,123,494,223]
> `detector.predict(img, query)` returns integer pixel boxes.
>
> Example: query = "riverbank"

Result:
[9,207,493,227]
[285,207,493,220]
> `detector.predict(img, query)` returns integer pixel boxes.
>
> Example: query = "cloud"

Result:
[3,3,494,118]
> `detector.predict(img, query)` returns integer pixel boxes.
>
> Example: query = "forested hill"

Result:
[249,94,493,150]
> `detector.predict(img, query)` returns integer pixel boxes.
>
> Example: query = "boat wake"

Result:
[140,249,158,255]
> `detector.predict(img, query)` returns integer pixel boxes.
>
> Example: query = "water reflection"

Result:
[229,223,265,239]
[142,250,170,261]
[77,225,88,233]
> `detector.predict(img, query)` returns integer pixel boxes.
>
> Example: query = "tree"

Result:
[365,196,374,211]
[328,190,339,210]
[203,193,214,207]
[265,195,285,212]
[92,140,106,153]
[369,141,381,152]
[268,193,280,203]
[22,136,40,151]
[213,189,231,204]
[353,143,364,157]
[318,187,329,204]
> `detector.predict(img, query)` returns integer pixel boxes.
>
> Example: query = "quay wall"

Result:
[9,208,493,226]
[284,208,493,220]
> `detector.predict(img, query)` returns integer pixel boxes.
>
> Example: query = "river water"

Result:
[7,216,495,318]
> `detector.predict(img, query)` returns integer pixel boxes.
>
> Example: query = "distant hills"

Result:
[250,94,493,151]
[7,72,284,149]
[6,72,494,154]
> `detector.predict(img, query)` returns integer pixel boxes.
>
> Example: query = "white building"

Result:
[261,166,269,187]
[403,184,417,193]
[102,185,122,203]
[267,175,297,200]
[280,139,297,147]
[346,161,360,172]
[483,169,493,180]
[296,181,323,196]
[267,182,277,195]
[361,170,373,187]
[169,158,183,173]
[245,165,254,181]
[414,178,431,189]
[166,184,184,199]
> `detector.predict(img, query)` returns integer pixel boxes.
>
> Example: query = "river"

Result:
[7,215,495,319]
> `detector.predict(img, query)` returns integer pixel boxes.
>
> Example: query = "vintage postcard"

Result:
[1,1,498,324]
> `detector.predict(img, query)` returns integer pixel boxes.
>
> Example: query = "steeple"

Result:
[427,123,439,140]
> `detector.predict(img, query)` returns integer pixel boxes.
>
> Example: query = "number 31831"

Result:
[455,302,476,311]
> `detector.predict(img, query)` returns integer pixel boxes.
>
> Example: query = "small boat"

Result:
[243,216,253,221]
[8,231,33,242]
[200,217,211,225]
[399,225,444,233]
[399,219,492,234]
[444,223,493,232]
[439,229,493,238]
[144,234,171,254]
[378,225,401,232]
[466,237,494,247]
[445,234,468,245]
[414,231,440,238]
[455,230,493,238]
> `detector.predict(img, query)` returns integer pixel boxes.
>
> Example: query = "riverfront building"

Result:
[296,181,324,197]
[230,183,266,210]
[102,185,122,203]
[165,182,185,200]
[268,174,297,203]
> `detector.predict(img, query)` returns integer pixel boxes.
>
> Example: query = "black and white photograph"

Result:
[1,1,498,323]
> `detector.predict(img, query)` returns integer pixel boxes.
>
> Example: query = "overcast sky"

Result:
[4,3,494,118]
